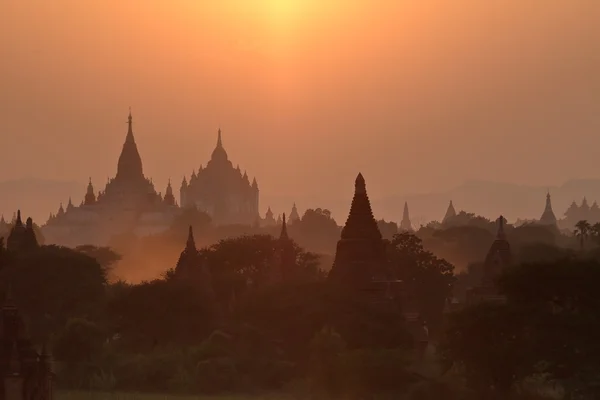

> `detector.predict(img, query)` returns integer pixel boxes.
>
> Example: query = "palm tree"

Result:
[591,222,600,245]
[574,220,592,251]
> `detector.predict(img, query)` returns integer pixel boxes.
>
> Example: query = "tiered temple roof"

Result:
[328,173,385,287]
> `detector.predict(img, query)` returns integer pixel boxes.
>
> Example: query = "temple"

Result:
[42,111,180,246]
[466,215,511,305]
[399,202,413,231]
[180,129,259,225]
[269,214,297,284]
[288,204,300,224]
[562,197,600,228]
[0,290,53,400]
[328,173,386,287]
[442,201,457,224]
[6,211,38,253]
[539,191,557,226]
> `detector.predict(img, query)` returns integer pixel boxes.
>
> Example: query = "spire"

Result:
[540,191,557,225]
[116,109,144,182]
[279,213,289,240]
[329,173,385,286]
[164,179,175,206]
[252,177,258,189]
[85,177,96,205]
[15,210,22,227]
[289,203,300,223]
[496,215,506,240]
[210,128,228,162]
[186,225,196,252]
[400,201,413,231]
[58,203,64,216]
[442,201,457,223]
[483,215,512,286]
[67,196,74,211]
[340,173,382,241]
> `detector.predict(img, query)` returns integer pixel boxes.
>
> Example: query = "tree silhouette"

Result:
[574,220,592,251]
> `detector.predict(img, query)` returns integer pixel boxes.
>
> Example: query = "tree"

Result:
[107,279,216,349]
[377,219,398,240]
[574,220,592,251]
[291,208,340,254]
[0,245,107,342]
[387,232,455,337]
[53,317,106,364]
[442,260,600,398]
[75,245,121,271]
[200,234,324,307]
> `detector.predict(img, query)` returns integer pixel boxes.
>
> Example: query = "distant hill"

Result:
[0,178,84,224]
[3,177,600,229]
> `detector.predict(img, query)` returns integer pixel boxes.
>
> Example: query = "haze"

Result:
[1,0,600,219]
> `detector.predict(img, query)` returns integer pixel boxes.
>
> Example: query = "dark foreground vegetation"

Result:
[1,211,600,399]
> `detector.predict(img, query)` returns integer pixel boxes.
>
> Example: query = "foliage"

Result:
[441,259,600,398]
[0,245,107,342]
[387,233,455,337]
[54,318,106,365]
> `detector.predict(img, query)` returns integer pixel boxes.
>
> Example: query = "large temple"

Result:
[179,129,260,225]
[42,111,179,247]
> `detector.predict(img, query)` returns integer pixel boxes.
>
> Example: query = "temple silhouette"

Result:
[41,111,180,246]
[180,129,260,225]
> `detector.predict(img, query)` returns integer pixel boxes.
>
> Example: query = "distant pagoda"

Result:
[399,202,413,232]
[539,191,557,226]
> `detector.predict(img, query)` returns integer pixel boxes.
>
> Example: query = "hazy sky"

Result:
[2,0,600,208]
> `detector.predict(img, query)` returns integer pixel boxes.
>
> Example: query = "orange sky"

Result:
[1,0,600,214]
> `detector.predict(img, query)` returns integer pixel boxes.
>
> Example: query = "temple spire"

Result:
[539,191,557,226]
[329,173,385,286]
[400,201,413,231]
[210,127,228,162]
[116,109,144,181]
[442,201,457,224]
[15,210,22,227]
[279,213,289,240]
[496,215,506,240]
[186,225,196,252]
[340,173,382,240]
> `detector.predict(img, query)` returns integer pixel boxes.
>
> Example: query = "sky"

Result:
[1,0,600,213]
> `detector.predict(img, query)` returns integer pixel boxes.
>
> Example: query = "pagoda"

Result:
[328,173,386,287]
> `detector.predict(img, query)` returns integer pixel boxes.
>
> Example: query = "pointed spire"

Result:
[496,215,506,240]
[340,173,382,241]
[15,210,22,227]
[279,213,289,240]
[252,177,258,189]
[186,225,196,252]
[289,203,300,223]
[116,109,144,181]
[330,173,385,286]
[210,127,229,162]
[442,201,457,223]
[400,201,413,231]
[540,191,557,226]
[85,177,96,205]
